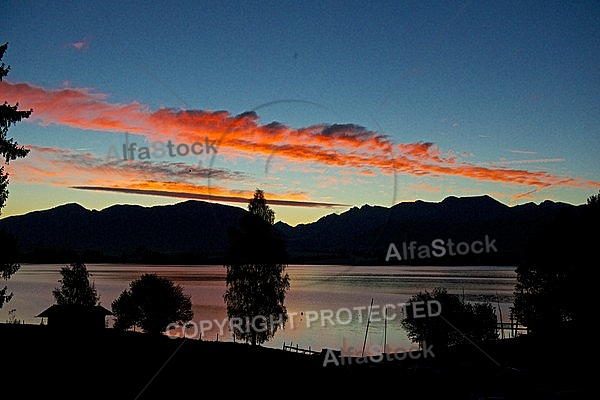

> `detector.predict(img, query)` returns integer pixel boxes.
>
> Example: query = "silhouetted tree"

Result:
[112,273,193,335]
[0,229,20,309]
[462,301,498,343]
[1,42,31,213]
[0,42,31,309]
[224,189,290,345]
[588,190,600,208]
[247,189,275,224]
[401,287,498,350]
[511,191,598,338]
[52,263,99,307]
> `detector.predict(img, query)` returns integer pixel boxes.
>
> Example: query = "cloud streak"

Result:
[509,149,537,155]
[71,186,350,208]
[485,158,566,165]
[9,145,345,208]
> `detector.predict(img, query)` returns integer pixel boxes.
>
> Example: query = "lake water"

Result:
[0,264,518,353]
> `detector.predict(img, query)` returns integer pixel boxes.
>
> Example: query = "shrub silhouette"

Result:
[401,287,498,350]
[112,273,193,335]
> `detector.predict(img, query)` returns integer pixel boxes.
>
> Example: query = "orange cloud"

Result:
[2,80,599,198]
[390,142,597,190]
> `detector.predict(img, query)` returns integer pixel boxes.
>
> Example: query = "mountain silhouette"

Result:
[274,195,582,265]
[0,195,582,265]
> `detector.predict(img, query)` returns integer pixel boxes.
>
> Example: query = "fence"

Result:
[282,342,320,355]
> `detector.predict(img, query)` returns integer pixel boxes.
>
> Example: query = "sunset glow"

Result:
[2,1,598,225]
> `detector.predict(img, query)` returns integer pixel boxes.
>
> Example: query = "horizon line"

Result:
[0,192,588,224]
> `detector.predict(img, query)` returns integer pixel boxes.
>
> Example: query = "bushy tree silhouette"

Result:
[223,189,290,345]
[112,273,193,335]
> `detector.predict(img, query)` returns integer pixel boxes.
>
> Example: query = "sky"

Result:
[1,0,599,226]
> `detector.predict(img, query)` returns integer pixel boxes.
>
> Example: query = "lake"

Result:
[0,263,518,353]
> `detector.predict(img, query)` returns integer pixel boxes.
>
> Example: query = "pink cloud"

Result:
[66,37,90,51]
[2,80,599,199]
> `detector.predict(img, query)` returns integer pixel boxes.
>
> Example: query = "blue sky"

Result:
[1,0,599,225]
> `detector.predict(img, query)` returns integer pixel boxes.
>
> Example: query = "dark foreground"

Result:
[2,323,587,399]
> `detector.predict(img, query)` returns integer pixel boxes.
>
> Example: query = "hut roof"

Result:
[36,304,113,318]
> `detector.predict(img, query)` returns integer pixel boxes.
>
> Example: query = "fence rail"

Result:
[496,321,528,339]
[282,342,320,355]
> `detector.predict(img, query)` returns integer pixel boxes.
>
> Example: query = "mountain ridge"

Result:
[0,195,583,265]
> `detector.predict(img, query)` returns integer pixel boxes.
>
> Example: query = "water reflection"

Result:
[1,264,517,351]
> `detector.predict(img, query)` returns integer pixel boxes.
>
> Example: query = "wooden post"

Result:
[510,315,514,338]
[362,297,374,357]
[383,306,387,354]
[496,293,504,339]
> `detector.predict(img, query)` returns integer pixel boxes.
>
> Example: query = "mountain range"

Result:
[0,195,584,265]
